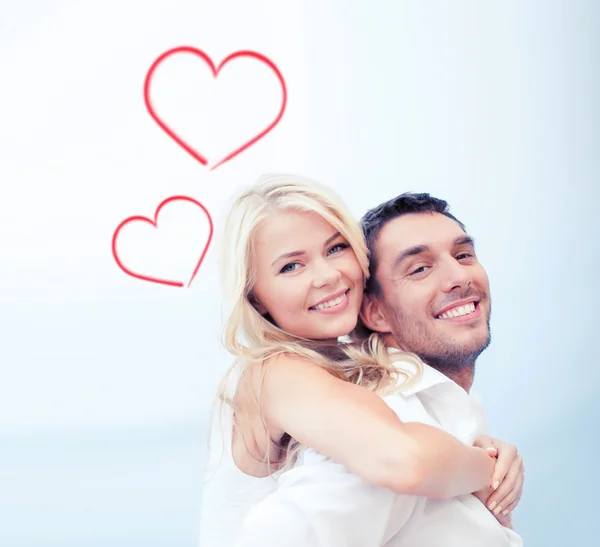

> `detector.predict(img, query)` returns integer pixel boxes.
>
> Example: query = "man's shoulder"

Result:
[469,390,485,408]
[380,392,440,427]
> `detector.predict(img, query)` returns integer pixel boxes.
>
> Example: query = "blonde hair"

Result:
[216,174,423,471]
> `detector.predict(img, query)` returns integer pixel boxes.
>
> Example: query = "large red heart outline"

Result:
[111,195,214,288]
[144,46,287,170]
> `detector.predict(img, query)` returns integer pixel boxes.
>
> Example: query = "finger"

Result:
[500,495,520,516]
[499,460,524,504]
[490,444,517,489]
[494,467,524,513]
[473,434,497,457]
[489,458,523,512]
[487,458,523,514]
[487,457,521,511]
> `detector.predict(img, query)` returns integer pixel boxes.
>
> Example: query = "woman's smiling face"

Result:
[251,210,365,341]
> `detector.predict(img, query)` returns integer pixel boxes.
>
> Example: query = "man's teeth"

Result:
[313,292,347,310]
[438,302,476,319]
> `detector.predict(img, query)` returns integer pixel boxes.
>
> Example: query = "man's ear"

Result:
[360,293,393,333]
[249,293,267,315]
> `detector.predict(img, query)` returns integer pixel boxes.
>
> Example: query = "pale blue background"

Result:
[1,1,598,546]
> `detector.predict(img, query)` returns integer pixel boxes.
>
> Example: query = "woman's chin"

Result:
[304,315,359,341]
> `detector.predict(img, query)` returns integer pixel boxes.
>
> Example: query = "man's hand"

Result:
[472,435,524,527]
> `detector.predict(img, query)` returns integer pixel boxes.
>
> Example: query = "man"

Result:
[234,192,524,546]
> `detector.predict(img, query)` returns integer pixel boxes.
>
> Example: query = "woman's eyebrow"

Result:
[323,231,341,247]
[272,232,342,266]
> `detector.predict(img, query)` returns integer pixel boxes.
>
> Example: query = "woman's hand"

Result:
[472,435,524,526]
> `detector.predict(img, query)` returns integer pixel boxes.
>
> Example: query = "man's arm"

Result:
[234,457,413,547]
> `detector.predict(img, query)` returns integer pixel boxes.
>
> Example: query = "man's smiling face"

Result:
[363,211,491,372]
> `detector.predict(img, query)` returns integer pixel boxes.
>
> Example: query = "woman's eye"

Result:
[280,262,300,274]
[328,243,349,255]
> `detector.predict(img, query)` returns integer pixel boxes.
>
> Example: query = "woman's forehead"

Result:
[254,211,341,260]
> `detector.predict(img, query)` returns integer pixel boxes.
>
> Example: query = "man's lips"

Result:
[434,298,484,322]
[435,297,480,318]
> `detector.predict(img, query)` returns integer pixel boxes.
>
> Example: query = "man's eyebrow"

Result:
[392,235,476,270]
[392,244,429,270]
[271,232,342,267]
[454,235,475,247]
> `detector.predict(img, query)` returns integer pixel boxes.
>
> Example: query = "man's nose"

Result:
[311,259,342,288]
[438,256,472,293]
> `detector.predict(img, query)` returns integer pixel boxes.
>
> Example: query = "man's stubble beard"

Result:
[389,303,492,376]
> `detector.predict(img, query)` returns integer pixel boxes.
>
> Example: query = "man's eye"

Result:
[280,262,301,274]
[456,252,473,260]
[328,243,349,255]
[409,266,429,276]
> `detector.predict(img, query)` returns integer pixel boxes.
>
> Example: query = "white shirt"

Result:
[234,358,524,547]
[198,375,284,547]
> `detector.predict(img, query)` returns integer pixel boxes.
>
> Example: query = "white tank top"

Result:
[198,379,284,547]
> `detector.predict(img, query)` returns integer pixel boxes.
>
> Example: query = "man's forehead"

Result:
[376,212,467,257]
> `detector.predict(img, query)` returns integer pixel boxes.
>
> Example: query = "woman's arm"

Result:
[253,354,494,499]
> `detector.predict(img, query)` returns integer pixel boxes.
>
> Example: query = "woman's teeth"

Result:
[437,302,476,319]
[312,292,347,310]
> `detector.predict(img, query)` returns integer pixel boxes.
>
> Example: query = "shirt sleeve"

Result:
[233,453,417,547]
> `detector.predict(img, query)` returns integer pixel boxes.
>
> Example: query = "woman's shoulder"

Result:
[238,351,329,395]
[234,352,336,439]
[229,356,296,476]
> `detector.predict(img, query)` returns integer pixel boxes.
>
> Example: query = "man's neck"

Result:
[384,335,475,393]
[443,368,474,393]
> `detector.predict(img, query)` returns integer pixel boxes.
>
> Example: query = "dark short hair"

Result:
[361,193,466,297]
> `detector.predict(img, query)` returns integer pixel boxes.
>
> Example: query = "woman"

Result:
[199,174,521,546]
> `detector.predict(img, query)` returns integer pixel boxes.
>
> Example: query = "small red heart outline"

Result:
[144,46,288,170]
[111,195,214,288]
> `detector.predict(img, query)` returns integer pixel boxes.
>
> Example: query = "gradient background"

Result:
[1,1,598,545]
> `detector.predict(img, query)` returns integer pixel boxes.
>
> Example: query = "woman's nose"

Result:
[311,260,342,288]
